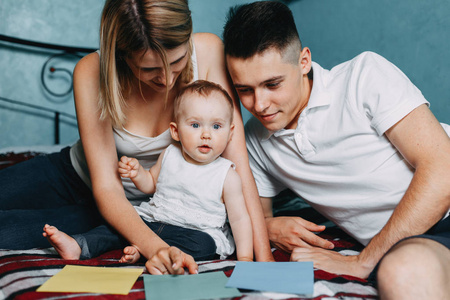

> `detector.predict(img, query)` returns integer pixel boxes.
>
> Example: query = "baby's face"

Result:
[171,92,234,165]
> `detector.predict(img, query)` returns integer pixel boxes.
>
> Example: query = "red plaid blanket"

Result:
[0,227,378,300]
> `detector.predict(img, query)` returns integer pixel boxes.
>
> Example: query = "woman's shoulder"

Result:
[73,52,101,106]
[193,32,222,48]
[193,32,223,61]
[74,51,100,79]
[192,33,226,79]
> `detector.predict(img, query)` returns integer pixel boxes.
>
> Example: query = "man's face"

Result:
[227,47,312,132]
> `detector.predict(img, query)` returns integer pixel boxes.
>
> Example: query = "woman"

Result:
[0,0,272,274]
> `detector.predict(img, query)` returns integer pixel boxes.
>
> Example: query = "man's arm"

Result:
[358,104,450,273]
[291,104,450,278]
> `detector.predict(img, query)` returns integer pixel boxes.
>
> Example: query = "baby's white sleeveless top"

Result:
[70,47,199,200]
[135,144,236,259]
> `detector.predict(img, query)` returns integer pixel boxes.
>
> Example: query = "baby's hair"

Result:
[174,80,234,122]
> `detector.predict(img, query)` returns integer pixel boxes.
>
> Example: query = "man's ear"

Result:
[299,47,312,75]
[169,122,180,141]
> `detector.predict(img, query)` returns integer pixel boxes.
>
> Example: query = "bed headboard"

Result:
[0,34,95,145]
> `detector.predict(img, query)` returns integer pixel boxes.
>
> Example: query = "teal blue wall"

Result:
[1,0,449,148]
[0,0,252,149]
[289,0,450,124]
[0,1,103,149]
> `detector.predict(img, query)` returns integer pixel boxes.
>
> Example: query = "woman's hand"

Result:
[145,246,198,275]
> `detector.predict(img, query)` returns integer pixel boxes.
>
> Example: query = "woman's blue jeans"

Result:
[74,221,217,261]
[0,147,101,249]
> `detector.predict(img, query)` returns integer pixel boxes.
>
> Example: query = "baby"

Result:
[43,80,253,266]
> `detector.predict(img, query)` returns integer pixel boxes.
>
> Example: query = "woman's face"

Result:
[126,43,189,93]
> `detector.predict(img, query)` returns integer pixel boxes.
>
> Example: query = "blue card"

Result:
[226,261,314,295]
[143,272,241,300]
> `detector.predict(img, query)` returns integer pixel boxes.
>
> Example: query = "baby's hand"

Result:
[118,156,140,179]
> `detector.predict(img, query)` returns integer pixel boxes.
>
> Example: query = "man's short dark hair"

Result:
[223,1,301,59]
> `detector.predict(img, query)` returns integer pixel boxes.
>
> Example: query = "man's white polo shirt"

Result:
[245,52,429,245]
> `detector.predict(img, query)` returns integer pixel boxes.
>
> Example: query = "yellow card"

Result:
[37,265,143,295]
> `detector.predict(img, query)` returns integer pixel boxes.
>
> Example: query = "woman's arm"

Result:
[73,53,196,274]
[194,33,274,261]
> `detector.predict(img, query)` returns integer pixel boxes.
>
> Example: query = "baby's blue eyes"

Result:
[190,123,221,129]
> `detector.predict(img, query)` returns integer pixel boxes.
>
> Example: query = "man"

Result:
[223,1,450,299]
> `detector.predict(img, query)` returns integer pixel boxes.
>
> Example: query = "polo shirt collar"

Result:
[307,62,331,108]
[261,61,331,141]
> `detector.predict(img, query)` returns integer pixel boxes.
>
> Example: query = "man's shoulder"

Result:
[346,51,386,64]
[324,51,396,90]
[345,51,392,72]
[313,52,389,89]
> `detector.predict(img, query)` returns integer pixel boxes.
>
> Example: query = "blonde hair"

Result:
[98,0,193,127]
[174,80,234,123]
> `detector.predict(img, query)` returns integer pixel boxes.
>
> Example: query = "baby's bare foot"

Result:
[119,246,141,264]
[42,224,81,260]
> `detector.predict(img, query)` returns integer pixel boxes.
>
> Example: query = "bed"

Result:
[0,151,378,300]
[0,30,378,300]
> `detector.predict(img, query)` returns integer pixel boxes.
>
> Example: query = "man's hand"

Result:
[145,246,198,275]
[290,247,373,279]
[266,216,335,252]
